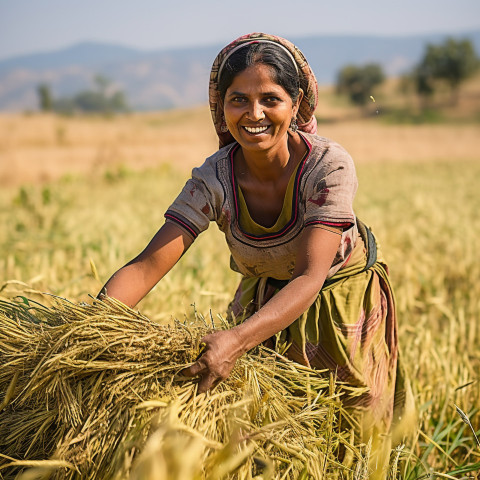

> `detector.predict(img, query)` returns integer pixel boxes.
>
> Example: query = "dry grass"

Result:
[0,294,367,480]
[1,75,480,187]
[318,121,479,164]
[0,107,218,186]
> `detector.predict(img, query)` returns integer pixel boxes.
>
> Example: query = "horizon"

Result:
[1,0,480,61]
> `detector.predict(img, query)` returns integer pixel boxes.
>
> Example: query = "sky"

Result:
[1,0,480,60]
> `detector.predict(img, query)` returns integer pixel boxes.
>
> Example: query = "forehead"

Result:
[227,63,286,94]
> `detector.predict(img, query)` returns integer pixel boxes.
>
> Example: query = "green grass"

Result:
[1,158,479,477]
[0,163,237,322]
[379,108,447,124]
[355,159,480,477]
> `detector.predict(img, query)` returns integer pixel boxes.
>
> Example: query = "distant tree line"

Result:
[37,75,129,114]
[36,39,478,115]
[336,37,479,110]
[412,37,478,104]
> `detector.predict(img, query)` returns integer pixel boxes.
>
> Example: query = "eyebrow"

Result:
[227,90,281,97]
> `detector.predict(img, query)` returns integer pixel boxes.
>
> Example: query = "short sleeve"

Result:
[165,174,215,240]
[304,144,357,229]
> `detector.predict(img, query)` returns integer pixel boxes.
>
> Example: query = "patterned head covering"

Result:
[209,32,318,148]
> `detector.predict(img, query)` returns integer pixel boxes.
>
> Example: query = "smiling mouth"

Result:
[243,125,270,134]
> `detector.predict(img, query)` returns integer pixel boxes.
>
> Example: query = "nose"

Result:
[247,101,265,122]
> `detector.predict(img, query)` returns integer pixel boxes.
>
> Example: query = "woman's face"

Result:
[223,63,300,154]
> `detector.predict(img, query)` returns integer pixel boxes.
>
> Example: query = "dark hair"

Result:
[218,42,303,102]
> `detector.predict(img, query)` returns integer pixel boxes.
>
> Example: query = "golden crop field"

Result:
[0,92,479,478]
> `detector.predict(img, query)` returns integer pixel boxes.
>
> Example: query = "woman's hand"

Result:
[181,328,246,393]
[181,227,341,393]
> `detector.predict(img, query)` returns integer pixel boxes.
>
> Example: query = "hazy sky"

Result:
[1,0,479,60]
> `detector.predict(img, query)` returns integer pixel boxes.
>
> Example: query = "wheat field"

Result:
[0,102,479,478]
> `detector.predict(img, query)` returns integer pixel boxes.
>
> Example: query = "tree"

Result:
[71,90,109,113]
[37,83,53,111]
[93,74,111,94]
[336,63,385,108]
[48,74,129,114]
[414,37,479,104]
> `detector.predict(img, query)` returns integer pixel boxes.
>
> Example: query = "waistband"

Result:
[266,218,377,291]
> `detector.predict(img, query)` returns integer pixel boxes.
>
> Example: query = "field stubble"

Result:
[0,108,479,186]
[0,111,479,477]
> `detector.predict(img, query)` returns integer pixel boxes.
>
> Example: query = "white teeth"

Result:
[243,125,269,134]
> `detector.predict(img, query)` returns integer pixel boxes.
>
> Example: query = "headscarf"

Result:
[209,32,319,148]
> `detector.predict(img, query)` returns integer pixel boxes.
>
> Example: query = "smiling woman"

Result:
[218,41,303,158]
[223,63,300,154]
[99,32,415,477]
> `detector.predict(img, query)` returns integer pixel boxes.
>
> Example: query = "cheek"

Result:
[223,106,240,124]
[273,108,295,128]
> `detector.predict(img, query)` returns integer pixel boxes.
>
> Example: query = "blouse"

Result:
[164,132,358,281]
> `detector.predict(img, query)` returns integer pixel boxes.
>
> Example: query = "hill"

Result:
[1,31,479,111]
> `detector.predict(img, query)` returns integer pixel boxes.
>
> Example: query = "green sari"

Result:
[227,218,416,465]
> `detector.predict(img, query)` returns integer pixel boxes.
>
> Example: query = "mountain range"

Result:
[1,30,479,111]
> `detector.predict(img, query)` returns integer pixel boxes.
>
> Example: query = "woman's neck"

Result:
[239,132,301,183]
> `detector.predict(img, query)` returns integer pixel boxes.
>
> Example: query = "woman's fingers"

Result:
[180,359,222,394]
[197,373,220,394]
[180,330,244,393]
[180,360,206,378]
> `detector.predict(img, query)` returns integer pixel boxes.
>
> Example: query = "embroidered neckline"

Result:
[229,133,312,241]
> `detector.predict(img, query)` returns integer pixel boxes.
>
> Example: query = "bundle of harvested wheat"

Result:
[0,294,367,479]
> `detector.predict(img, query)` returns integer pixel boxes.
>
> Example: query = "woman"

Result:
[100,33,413,454]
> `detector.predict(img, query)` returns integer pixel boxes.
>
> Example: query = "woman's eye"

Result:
[265,97,280,103]
[232,97,246,103]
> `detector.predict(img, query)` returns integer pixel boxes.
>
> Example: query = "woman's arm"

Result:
[182,225,341,392]
[99,222,194,308]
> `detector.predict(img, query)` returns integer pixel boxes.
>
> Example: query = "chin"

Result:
[234,131,286,152]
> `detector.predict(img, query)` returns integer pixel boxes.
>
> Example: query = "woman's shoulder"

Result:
[301,132,355,173]
[191,143,234,182]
